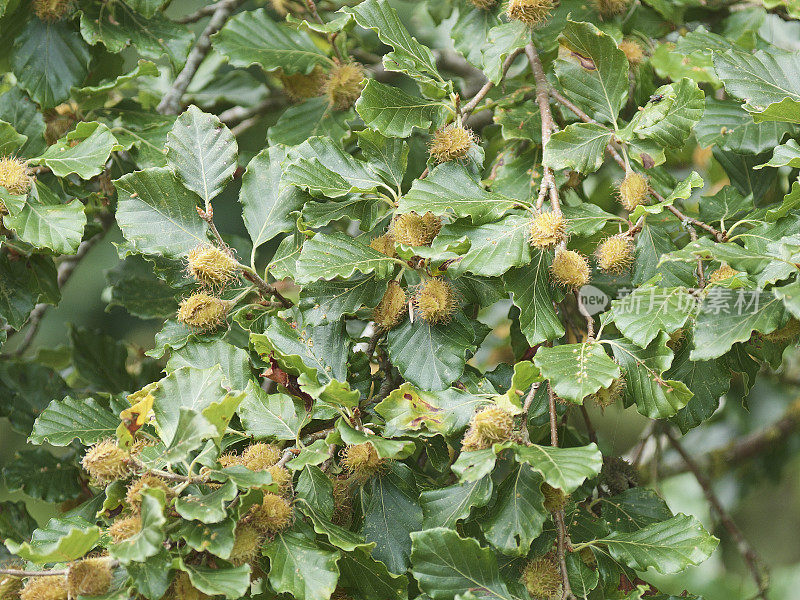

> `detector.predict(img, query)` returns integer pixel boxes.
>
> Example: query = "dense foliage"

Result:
[2,0,800,599]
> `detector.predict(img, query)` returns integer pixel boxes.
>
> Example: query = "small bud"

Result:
[429,124,474,163]
[619,39,645,65]
[373,281,407,331]
[618,171,649,211]
[108,514,141,543]
[32,0,73,22]
[177,292,230,331]
[601,456,639,495]
[324,63,365,110]
[19,576,68,600]
[369,234,397,258]
[267,465,293,495]
[414,278,458,324]
[590,376,625,409]
[595,234,634,274]
[0,156,32,196]
[229,523,266,566]
[82,439,131,485]
[469,0,497,8]
[341,443,384,483]
[506,0,555,27]
[391,212,442,247]
[520,556,561,600]
[186,244,239,288]
[278,65,326,101]
[707,264,739,285]
[541,483,569,512]
[530,211,567,249]
[594,0,631,16]
[550,249,590,289]
[67,558,113,598]
[248,493,293,533]
[241,443,282,471]
[125,474,172,509]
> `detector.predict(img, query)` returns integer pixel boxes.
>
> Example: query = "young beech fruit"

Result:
[595,234,634,274]
[462,405,514,451]
[506,0,555,27]
[44,102,80,144]
[241,442,282,471]
[0,572,22,598]
[541,483,569,512]
[594,0,631,16]
[125,473,172,508]
[550,249,590,289]
[591,376,625,409]
[331,475,354,525]
[186,244,239,288]
[0,156,32,196]
[177,292,230,331]
[267,465,293,495]
[619,38,645,64]
[707,263,739,285]
[229,523,266,566]
[530,211,567,249]
[618,171,649,211]
[765,318,800,342]
[82,439,131,484]
[20,576,68,600]
[391,212,442,246]
[325,63,365,110]
[369,234,397,258]
[469,0,497,8]
[601,456,639,495]
[520,556,561,600]
[32,0,72,21]
[429,124,474,163]
[414,278,458,324]
[248,493,293,533]
[67,558,113,598]
[373,280,407,331]
[278,65,326,101]
[341,442,384,482]
[108,514,141,543]
[170,572,210,600]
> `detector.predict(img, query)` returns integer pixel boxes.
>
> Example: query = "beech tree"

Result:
[1,0,800,599]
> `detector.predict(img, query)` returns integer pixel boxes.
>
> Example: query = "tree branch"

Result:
[461,48,523,118]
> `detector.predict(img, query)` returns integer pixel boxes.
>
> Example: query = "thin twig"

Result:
[580,405,598,444]
[158,0,245,115]
[304,0,344,61]
[219,96,287,126]
[0,568,67,577]
[665,429,769,599]
[461,48,523,118]
[175,0,228,23]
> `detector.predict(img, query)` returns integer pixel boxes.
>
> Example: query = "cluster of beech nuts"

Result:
[278,62,365,110]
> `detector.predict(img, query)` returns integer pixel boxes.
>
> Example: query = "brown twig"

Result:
[461,48,524,118]
[175,0,229,23]
[304,0,344,61]
[664,429,769,600]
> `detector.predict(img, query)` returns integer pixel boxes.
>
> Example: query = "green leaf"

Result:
[0,88,46,158]
[175,480,239,524]
[12,19,91,108]
[611,287,694,348]
[483,466,547,556]
[125,548,172,600]
[29,396,118,446]
[534,343,620,404]
[295,232,397,284]
[70,325,134,393]
[2,448,81,502]
[4,183,86,254]
[386,312,487,391]
[240,146,306,251]
[586,513,718,574]
[512,443,603,493]
[296,465,334,519]
[599,488,673,533]
[505,251,565,346]
[5,517,100,563]
[105,255,180,319]
[34,122,120,179]
[356,129,408,190]
[0,253,58,329]
[268,97,351,147]
[73,59,160,110]
[0,501,38,547]
[629,79,705,147]
[115,167,209,258]
[482,21,528,84]
[451,446,500,483]
[0,120,26,155]
[166,106,238,206]
[399,162,519,225]
[364,463,423,574]
[609,333,693,419]
[177,517,236,559]
[184,563,251,599]
[410,527,513,600]
[544,123,613,174]
[555,20,628,124]
[696,98,793,154]
[355,80,448,138]
[420,477,492,529]
[110,492,166,563]
[166,339,252,391]
[338,548,409,600]
[299,275,387,326]
[159,408,219,465]
[212,8,331,74]
[297,497,373,552]
[264,521,341,600]
[238,385,308,441]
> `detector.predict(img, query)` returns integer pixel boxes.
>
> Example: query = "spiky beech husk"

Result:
[590,376,625,409]
[618,171,649,211]
[551,249,590,289]
[391,212,442,246]
[469,0,497,8]
[0,571,23,598]
[241,443,282,471]
[278,66,326,101]
[707,264,739,285]
[594,0,631,16]
[186,244,239,288]
[541,483,569,512]
[595,234,634,274]
[331,588,354,600]
[473,405,514,443]
[108,514,141,543]
[601,456,639,495]
[341,443,384,482]
[32,0,72,22]
[422,211,443,239]
[67,558,113,598]
[530,211,567,249]
[429,124,474,163]
[331,475,353,525]
[82,439,131,484]
[229,523,266,566]
[579,547,596,566]
[765,318,800,342]
[248,493,293,533]
[373,281,407,331]
[369,234,396,257]
[125,474,172,508]
[0,156,32,196]
[520,556,561,600]
[170,572,210,600]
[267,465,293,495]
[619,39,645,65]
[324,63,365,110]
[414,278,458,324]
[177,292,230,331]
[44,102,80,144]
[19,577,68,600]
[506,0,555,27]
